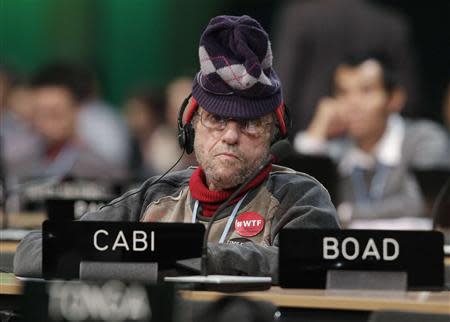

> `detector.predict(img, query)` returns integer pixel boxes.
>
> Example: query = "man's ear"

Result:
[387,87,407,114]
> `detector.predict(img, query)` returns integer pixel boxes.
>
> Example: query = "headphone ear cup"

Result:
[182,123,195,154]
[177,93,197,154]
[271,127,282,145]
[178,126,187,151]
[273,104,291,145]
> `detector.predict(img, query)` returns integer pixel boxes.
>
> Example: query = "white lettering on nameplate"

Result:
[234,212,265,237]
[323,237,399,261]
[93,230,155,252]
[235,220,262,228]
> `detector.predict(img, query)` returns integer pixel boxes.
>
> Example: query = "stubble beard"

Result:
[194,141,270,191]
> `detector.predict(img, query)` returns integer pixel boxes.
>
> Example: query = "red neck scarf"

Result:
[189,164,272,217]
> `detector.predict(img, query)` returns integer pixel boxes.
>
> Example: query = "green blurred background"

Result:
[1,0,449,121]
[0,0,278,107]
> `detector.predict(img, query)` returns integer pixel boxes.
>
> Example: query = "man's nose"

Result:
[220,121,240,144]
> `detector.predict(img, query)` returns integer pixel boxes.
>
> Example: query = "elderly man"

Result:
[14,15,339,280]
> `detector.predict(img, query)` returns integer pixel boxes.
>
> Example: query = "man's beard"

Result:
[194,142,270,191]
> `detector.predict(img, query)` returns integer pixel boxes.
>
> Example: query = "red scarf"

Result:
[189,164,272,217]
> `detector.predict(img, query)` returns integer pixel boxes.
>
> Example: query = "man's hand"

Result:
[307,97,348,140]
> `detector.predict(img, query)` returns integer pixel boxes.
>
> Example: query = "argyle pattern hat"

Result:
[192,15,283,119]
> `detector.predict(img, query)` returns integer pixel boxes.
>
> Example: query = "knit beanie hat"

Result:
[191,15,283,120]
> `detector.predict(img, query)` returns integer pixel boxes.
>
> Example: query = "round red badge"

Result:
[234,212,265,237]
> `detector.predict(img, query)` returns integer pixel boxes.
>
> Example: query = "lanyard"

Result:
[351,164,390,204]
[191,193,248,244]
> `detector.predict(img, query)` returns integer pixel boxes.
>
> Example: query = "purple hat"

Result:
[192,15,283,119]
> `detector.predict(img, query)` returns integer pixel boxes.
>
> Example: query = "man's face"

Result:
[33,86,79,145]
[193,107,274,191]
[334,60,392,143]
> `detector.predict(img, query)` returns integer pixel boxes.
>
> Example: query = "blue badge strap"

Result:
[191,193,249,243]
[350,166,369,204]
[351,164,390,204]
[219,192,248,244]
[369,164,390,201]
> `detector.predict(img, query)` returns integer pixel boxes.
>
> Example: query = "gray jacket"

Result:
[295,117,450,219]
[14,165,339,282]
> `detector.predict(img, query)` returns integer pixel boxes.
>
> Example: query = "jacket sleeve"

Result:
[206,174,339,284]
[406,121,450,168]
[13,230,43,278]
[13,180,154,278]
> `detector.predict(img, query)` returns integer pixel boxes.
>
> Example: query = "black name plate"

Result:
[21,280,174,322]
[279,229,444,289]
[45,198,109,221]
[43,220,204,279]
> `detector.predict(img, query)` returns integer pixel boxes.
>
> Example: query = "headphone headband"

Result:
[274,102,288,137]
[184,98,198,124]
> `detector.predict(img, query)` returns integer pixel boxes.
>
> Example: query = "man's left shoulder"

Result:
[268,165,335,214]
[403,118,449,152]
[269,164,327,190]
[404,118,448,138]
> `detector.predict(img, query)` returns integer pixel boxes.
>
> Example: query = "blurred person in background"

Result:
[294,53,449,228]
[76,68,130,171]
[123,86,165,179]
[148,77,197,173]
[273,0,419,134]
[3,81,34,125]
[27,63,125,182]
[0,66,40,181]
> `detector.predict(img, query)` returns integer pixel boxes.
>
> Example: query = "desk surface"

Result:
[1,273,448,315]
[1,212,46,229]
[0,241,20,253]
[180,287,450,315]
[0,274,22,295]
[1,215,450,316]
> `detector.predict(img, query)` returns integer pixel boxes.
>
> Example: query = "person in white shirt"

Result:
[294,53,449,228]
